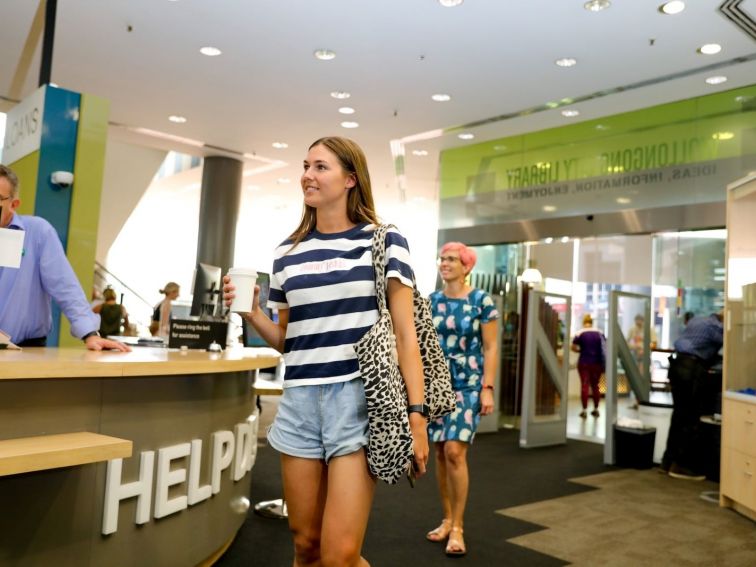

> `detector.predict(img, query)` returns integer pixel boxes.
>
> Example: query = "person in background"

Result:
[0,164,129,352]
[626,313,657,367]
[571,314,606,418]
[683,311,696,326]
[150,282,179,338]
[93,287,129,337]
[425,242,499,557]
[223,136,428,567]
[661,311,724,480]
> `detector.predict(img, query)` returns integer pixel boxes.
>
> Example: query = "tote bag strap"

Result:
[372,223,423,305]
[371,224,393,312]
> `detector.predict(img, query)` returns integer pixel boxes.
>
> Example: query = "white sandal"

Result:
[426,518,452,542]
[445,526,466,556]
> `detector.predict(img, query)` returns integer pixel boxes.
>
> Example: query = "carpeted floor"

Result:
[501,468,756,566]
[217,429,612,566]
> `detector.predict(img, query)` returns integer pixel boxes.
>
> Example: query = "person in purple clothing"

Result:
[0,164,129,351]
[571,314,606,418]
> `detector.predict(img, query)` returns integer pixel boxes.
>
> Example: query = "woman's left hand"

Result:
[480,388,495,416]
[409,413,429,477]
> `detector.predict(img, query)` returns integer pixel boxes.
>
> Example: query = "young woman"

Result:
[425,242,499,557]
[224,136,428,567]
[571,314,606,418]
[150,282,179,338]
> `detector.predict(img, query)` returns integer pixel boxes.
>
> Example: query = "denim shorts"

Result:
[267,378,369,463]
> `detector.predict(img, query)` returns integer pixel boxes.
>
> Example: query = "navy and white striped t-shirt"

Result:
[268,223,414,388]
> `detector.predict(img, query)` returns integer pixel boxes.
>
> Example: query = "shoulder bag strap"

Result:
[371,224,393,312]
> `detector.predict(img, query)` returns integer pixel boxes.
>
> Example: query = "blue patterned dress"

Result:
[427,289,499,444]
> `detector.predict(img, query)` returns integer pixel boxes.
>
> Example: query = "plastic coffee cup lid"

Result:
[228,267,257,277]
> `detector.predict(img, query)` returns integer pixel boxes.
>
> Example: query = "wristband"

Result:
[482,384,494,393]
[82,331,100,341]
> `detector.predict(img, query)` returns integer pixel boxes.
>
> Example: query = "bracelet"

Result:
[482,384,494,393]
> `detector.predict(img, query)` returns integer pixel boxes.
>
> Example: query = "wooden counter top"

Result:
[0,432,133,476]
[0,346,281,380]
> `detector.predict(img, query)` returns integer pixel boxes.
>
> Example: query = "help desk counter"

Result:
[0,344,280,567]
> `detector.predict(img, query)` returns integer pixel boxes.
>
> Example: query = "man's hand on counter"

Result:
[84,335,132,352]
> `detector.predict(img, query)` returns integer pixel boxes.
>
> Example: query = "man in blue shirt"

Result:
[662,312,723,480]
[0,164,129,351]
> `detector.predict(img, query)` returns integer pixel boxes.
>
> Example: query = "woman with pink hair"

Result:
[425,242,499,556]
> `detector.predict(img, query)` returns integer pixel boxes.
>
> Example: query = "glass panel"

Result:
[652,229,726,349]
[469,243,525,426]
[534,294,566,417]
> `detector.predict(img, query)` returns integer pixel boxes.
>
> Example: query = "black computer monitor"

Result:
[190,262,222,319]
[241,272,272,347]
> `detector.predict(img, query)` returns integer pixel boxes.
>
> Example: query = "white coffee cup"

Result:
[228,268,258,313]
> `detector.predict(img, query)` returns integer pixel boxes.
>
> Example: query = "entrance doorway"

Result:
[468,228,725,447]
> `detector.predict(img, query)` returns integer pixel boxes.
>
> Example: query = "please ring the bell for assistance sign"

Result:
[168,319,228,350]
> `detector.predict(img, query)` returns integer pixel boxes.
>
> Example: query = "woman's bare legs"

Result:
[443,441,469,531]
[282,455,328,567]
[427,441,453,541]
[281,450,375,567]
[320,449,375,566]
[431,440,468,554]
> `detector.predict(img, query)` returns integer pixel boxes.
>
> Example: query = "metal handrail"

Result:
[94,260,152,309]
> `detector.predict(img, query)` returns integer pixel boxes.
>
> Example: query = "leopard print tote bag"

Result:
[354,224,455,484]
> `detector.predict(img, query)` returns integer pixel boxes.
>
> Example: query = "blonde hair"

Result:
[289,137,379,249]
[160,282,179,295]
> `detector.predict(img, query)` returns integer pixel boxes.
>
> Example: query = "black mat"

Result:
[217,429,610,566]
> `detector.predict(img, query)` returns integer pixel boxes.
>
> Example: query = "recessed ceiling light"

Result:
[659,1,685,15]
[544,237,554,244]
[698,43,722,55]
[705,75,728,85]
[168,115,187,123]
[272,142,288,149]
[458,133,474,140]
[200,46,222,57]
[338,107,355,115]
[314,49,336,60]
[432,94,451,102]
[543,205,557,212]
[412,150,429,156]
[561,109,580,117]
[584,0,610,11]
[555,58,577,67]
[560,236,570,243]
[330,91,351,99]
[276,177,290,184]
[340,121,359,129]
[616,197,632,204]
[712,132,734,140]
[438,0,464,7]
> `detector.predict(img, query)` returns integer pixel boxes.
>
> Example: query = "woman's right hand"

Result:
[223,274,261,317]
[222,275,236,308]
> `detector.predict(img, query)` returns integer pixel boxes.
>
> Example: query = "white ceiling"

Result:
[2,0,756,205]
